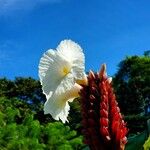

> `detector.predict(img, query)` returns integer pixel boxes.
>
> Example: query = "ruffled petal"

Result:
[56,73,75,94]
[57,40,85,80]
[44,83,82,123]
[39,49,56,81]
[44,94,70,123]
[39,49,73,97]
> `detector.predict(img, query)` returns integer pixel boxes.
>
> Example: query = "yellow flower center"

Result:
[62,66,70,76]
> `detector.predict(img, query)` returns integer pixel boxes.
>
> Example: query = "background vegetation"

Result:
[0,52,150,149]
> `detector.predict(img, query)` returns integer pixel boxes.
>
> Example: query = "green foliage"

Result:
[125,131,148,150]
[144,50,150,57]
[113,54,150,136]
[125,115,150,134]
[0,78,15,97]
[43,122,83,150]
[68,98,82,132]
[0,97,84,150]
[143,136,150,150]
[0,77,45,111]
[113,55,150,115]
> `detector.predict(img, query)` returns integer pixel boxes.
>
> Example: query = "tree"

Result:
[144,50,150,57]
[0,77,46,110]
[113,54,150,115]
[0,97,84,150]
[14,77,45,110]
[0,78,15,97]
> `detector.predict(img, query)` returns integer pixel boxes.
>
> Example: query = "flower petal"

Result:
[56,73,75,94]
[44,83,82,123]
[57,40,85,79]
[44,94,70,123]
[39,49,73,97]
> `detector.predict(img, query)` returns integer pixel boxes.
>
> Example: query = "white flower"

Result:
[39,40,86,122]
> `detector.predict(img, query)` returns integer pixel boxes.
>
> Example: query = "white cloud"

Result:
[0,0,62,15]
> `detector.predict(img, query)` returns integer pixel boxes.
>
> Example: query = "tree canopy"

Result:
[0,76,84,149]
[113,55,150,115]
[0,97,84,150]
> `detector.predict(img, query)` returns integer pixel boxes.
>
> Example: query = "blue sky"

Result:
[0,0,150,79]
